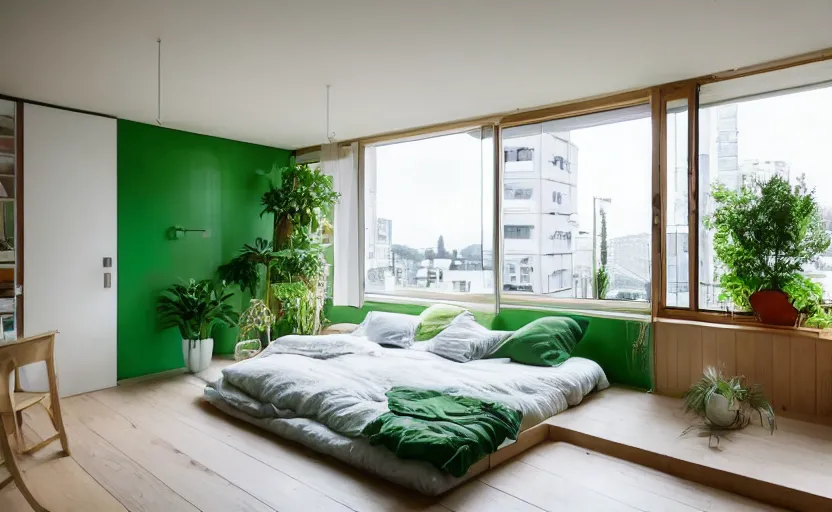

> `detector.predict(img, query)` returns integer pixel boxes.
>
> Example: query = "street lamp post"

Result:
[592,197,612,299]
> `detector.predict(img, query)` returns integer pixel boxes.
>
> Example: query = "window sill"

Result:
[655,310,832,340]
[364,292,652,322]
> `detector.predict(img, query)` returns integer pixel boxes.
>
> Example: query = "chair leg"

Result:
[14,410,25,453]
[46,359,70,457]
[0,414,49,511]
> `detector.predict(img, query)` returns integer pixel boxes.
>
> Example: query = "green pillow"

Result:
[489,316,588,367]
[414,304,467,341]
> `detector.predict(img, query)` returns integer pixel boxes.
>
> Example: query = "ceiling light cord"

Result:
[156,38,162,126]
[326,84,335,143]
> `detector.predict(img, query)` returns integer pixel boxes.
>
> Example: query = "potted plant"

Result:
[219,162,338,335]
[684,366,776,435]
[157,279,238,373]
[705,175,831,326]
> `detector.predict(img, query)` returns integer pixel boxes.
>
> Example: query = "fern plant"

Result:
[684,366,776,435]
[157,279,238,341]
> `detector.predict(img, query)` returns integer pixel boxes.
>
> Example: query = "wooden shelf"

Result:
[655,314,832,340]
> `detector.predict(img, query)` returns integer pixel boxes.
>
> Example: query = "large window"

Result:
[698,65,832,310]
[501,105,652,302]
[363,129,494,299]
[665,99,690,308]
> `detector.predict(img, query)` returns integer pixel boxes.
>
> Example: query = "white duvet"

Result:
[205,333,609,494]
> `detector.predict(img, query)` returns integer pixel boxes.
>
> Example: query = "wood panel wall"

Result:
[654,321,832,423]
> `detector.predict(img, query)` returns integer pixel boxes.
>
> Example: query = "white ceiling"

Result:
[2,0,832,150]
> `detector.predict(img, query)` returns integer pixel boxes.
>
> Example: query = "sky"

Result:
[372,84,832,254]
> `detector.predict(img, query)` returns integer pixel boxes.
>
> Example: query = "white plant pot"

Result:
[182,338,214,373]
[705,392,740,428]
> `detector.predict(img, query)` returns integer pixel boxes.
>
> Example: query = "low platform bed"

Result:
[204,309,608,495]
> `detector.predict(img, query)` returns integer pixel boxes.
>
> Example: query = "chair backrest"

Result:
[0,332,57,412]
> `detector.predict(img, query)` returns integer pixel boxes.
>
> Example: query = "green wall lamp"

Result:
[166,226,211,240]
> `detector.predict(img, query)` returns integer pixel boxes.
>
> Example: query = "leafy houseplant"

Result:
[220,163,339,337]
[684,366,776,435]
[704,175,831,326]
[157,279,238,372]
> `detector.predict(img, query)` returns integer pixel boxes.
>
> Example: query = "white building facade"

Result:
[502,123,579,297]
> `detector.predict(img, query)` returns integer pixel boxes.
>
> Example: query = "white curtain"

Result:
[322,142,361,307]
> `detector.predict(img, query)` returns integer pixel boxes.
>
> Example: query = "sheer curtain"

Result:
[321,142,361,307]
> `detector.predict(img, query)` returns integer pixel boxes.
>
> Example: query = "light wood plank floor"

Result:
[1,365,781,511]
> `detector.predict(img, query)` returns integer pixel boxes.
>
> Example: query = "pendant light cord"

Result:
[326,84,335,142]
[156,38,162,125]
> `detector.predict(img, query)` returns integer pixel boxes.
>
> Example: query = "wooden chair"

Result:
[0,331,70,511]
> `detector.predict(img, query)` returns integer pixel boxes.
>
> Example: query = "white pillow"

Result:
[420,312,511,362]
[352,311,420,348]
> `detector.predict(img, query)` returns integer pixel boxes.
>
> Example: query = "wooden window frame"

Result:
[298,47,832,328]
[653,48,832,331]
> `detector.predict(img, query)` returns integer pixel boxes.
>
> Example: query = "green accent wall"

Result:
[325,302,653,390]
[117,120,291,380]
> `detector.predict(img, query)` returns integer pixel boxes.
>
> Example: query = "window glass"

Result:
[699,76,832,309]
[666,99,690,307]
[501,105,652,303]
[364,129,494,300]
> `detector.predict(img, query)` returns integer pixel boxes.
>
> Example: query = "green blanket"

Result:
[361,387,523,477]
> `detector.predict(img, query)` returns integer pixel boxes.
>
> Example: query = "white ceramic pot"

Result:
[705,392,740,428]
[182,338,214,373]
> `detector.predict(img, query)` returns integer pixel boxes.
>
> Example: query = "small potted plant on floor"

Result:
[684,366,776,436]
[705,175,831,326]
[157,279,238,373]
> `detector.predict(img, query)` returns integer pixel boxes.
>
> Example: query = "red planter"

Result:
[749,290,800,326]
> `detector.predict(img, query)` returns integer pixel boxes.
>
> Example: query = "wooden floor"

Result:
[0,362,785,511]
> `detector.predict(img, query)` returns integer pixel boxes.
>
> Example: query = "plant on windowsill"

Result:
[157,279,238,373]
[683,366,776,446]
[704,175,831,327]
[219,162,339,337]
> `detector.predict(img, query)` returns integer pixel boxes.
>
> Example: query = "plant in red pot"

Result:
[704,175,831,327]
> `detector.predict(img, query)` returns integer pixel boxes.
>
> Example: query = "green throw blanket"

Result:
[361,387,523,477]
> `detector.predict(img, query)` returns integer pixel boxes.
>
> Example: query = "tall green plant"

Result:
[704,175,830,312]
[260,163,340,249]
[219,162,338,336]
[157,279,238,340]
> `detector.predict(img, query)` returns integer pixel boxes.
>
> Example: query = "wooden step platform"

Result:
[546,387,832,512]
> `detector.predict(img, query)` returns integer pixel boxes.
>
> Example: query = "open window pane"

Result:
[665,99,690,308]
[363,129,494,300]
[699,64,832,310]
[501,105,652,304]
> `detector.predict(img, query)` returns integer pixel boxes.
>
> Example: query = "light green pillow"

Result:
[489,316,588,367]
[413,304,468,341]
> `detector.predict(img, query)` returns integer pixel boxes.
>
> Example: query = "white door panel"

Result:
[21,104,117,397]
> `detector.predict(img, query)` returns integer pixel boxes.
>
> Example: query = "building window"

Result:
[505,146,533,163]
[363,129,494,298]
[507,264,516,274]
[504,225,533,239]
[517,148,533,161]
[502,104,651,303]
[504,186,533,200]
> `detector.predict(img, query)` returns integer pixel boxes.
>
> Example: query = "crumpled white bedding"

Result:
[204,333,609,495]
